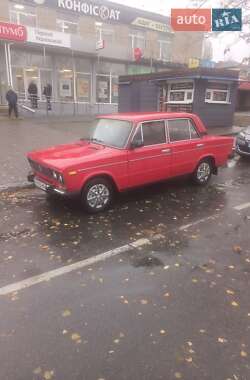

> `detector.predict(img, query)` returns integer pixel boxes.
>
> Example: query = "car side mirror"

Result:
[131,140,144,149]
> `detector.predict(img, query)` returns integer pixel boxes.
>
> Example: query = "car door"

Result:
[127,120,172,187]
[167,118,202,177]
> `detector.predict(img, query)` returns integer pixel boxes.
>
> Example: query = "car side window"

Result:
[142,121,166,146]
[168,119,190,142]
[132,125,143,143]
[189,120,200,139]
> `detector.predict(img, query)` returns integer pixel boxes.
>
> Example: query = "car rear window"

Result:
[167,119,198,142]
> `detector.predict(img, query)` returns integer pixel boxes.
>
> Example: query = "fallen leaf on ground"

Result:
[174,372,182,379]
[240,350,248,357]
[71,333,81,343]
[218,337,227,343]
[62,309,71,317]
[233,246,242,254]
[231,301,239,307]
[33,367,42,375]
[226,289,235,295]
[43,370,54,380]
[140,299,148,305]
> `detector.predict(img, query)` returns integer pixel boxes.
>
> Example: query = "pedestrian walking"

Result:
[43,83,52,111]
[6,87,18,119]
[28,81,38,109]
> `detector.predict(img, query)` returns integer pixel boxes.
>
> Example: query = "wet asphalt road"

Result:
[0,155,250,380]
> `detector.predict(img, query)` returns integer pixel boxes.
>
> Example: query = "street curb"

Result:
[0,182,35,193]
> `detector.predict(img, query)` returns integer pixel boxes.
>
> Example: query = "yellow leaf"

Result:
[231,301,239,307]
[174,372,182,379]
[43,370,54,380]
[233,245,242,254]
[160,329,167,335]
[71,333,81,342]
[241,350,248,357]
[140,299,148,305]
[186,357,193,363]
[226,289,235,295]
[62,309,71,317]
[33,367,42,375]
[218,337,227,343]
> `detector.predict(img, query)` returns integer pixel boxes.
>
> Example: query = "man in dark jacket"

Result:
[43,83,52,111]
[28,81,38,109]
[6,87,18,119]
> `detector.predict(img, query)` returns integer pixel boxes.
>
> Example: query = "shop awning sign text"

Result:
[0,22,27,42]
[27,27,71,48]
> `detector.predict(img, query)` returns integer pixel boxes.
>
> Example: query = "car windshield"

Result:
[89,118,133,149]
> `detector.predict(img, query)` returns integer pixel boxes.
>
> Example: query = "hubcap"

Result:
[197,162,211,182]
[87,184,110,209]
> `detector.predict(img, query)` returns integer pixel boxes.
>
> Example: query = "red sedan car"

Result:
[27,112,233,213]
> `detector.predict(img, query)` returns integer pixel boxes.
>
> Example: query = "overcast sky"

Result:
[108,0,250,62]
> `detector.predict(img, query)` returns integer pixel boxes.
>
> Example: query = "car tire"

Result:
[81,177,113,213]
[192,159,212,186]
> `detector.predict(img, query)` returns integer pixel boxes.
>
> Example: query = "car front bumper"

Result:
[27,172,67,196]
[236,143,250,156]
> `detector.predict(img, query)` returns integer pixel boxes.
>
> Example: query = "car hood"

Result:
[27,141,117,170]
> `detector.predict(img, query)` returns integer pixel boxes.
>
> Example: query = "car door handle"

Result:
[196,143,204,148]
[161,148,172,154]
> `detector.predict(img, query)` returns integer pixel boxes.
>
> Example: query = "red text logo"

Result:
[171,9,211,31]
[0,22,27,42]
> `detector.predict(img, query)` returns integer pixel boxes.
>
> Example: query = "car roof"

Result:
[98,112,197,123]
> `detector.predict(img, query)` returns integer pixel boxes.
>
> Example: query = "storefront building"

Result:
[0,0,176,115]
[119,68,239,128]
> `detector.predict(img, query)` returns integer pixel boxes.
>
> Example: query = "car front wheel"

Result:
[82,177,113,213]
[192,159,212,185]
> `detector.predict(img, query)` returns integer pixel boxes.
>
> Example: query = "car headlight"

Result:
[58,174,64,184]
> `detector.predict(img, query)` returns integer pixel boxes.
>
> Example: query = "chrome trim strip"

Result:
[78,161,128,173]
[129,153,171,162]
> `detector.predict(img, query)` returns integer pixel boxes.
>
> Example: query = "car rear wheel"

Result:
[192,159,212,186]
[82,177,113,213]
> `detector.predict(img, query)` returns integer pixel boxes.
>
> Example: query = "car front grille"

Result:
[238,144,250,153]
[28,158,54,179]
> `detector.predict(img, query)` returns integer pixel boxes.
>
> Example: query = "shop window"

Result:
[142,121,166,146]
[205,82,230,104]
[168,119,191,142]
[58,69,74,101]
[56,19,78,34]
[167,82,194,104]
[96,74,118,104]
[10,3,37,27]
[76,73,91,103]
[158,40,171,62]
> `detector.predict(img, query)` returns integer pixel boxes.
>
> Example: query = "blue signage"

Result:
[212,8,242,31]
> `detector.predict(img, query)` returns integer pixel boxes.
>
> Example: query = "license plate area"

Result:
[34,178,49,191]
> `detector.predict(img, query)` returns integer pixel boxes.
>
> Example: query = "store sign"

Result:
[132,17,171,33]
[19,0,170,27]
[0,22,27,42]
[27,27,71,48]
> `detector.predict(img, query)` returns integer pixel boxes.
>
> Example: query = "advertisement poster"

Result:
[60,79,72,97]
[98,80,108,100]
[77,78,90,99]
